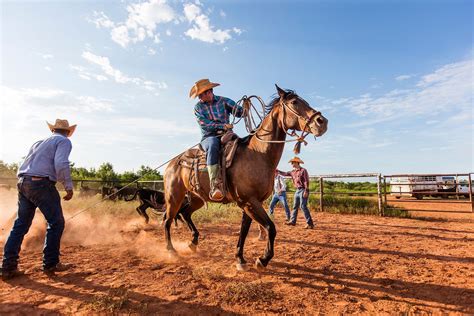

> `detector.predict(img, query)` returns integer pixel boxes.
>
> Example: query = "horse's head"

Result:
[275,84,328,137]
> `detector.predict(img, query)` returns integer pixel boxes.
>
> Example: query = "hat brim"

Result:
[190,83,220,99]
[47,122,77,137]
[289,159,304,164]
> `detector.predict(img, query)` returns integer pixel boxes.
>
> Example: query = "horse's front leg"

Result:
[247,201,276,269]
[235,211,252,271]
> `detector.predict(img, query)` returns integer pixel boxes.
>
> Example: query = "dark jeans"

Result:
[268,192,291,220]
[2,177,65,270]
[289,189,314,226]
[201,136,221,166]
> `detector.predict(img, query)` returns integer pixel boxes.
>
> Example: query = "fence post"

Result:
[383,176,387,215]
[377,174,383,216]
[319,177,324,213]
[469,173,473,213]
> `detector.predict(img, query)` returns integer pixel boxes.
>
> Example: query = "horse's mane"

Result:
[242,89,298,139]
[265,89,297,116]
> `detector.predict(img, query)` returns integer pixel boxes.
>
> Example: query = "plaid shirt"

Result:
[279,167,310,192]
[194,95,244,138]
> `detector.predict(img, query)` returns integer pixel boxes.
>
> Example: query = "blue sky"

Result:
[1,0,472,176]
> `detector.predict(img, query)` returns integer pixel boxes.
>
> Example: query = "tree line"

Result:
[0,160,162,182]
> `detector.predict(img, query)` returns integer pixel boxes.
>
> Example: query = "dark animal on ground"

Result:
[125,188,186,225]
[79,185,101,198]
[113,185,137,200]
[101,186,118,201]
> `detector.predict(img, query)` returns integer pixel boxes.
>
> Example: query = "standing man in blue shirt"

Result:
[190,79,244,201]
[1,119,76,280]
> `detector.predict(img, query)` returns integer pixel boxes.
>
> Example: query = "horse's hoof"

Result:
[255,258,265,270]
[188,242,198,252]
[236,263,249,272]
[167,250,179,260]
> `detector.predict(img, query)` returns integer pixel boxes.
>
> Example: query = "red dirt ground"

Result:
[0,193,473,314]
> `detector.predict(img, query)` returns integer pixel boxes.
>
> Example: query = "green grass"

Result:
[65,192,410,223]
[192,203,242,224]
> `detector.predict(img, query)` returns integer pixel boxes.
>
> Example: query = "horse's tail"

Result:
[124,189,139,201]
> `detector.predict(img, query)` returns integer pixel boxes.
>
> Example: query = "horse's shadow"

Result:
[278,238,474,264]
[265,260,473,313]
[313,225,474,243]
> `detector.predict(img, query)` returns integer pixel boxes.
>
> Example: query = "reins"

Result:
[234,95,320,154]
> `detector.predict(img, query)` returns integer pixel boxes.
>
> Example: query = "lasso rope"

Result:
[232,95,315,154]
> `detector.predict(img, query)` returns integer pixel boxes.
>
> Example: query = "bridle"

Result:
[239,95,322,153]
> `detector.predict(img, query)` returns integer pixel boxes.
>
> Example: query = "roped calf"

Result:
[125,188,186,224]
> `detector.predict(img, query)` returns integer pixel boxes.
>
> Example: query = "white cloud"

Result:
[110,25,131,48]
[219,10,226,18]
[183,3,232,44]
[70,65,109,82]
[81,51,167,91]
[148,48,157,55]
[343,58,472,124]
[232,27,242,35]
[88,11,115,28]
[44,66,52,72]
[88,1,176,48]
[41,54,54,60]
[88,1,240,47]
[395,74,413,81]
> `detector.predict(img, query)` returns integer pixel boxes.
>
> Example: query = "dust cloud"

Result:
[0,189,185,263]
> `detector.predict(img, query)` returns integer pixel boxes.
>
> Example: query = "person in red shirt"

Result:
[277,157,314,229]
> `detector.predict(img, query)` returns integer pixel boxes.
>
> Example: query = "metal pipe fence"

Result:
[1,172,473,214]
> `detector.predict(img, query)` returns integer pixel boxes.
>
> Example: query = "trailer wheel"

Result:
[414,194,423,200]
[395,196,401,199]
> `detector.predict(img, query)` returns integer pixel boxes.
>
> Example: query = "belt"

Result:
[21,175,50,181]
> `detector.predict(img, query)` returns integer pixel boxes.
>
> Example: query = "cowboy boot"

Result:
[208,164,224,201]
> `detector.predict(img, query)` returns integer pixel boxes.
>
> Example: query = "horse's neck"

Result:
[247,108,287,168]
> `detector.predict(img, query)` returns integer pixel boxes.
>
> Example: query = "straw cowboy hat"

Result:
[289,157,304,164]
[47,119,77,137]
[189,78,220,98]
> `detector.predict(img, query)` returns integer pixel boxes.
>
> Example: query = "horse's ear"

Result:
[275,84,286,98]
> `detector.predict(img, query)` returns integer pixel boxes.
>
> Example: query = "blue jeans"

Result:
[2,177,65,270]
[201,136,221,166]
[289,189,313,225]
[268,192,291,220]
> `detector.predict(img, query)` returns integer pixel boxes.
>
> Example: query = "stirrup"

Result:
[209,188,224,201]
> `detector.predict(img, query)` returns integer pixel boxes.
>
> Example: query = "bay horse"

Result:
[163,85,328,270]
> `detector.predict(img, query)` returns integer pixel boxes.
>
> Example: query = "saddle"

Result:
[178,131,246,201]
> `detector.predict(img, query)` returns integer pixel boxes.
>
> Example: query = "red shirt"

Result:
[279,168,309,191]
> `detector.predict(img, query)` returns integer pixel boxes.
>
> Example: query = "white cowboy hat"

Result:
[46,119,77,137]
[189,78,220,99]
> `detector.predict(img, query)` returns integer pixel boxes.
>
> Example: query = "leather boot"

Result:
[208,164,224,201]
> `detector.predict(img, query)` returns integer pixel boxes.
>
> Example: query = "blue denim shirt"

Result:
[17,133,73,190]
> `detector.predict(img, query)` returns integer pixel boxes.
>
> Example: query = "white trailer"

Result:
[390,176,438,199]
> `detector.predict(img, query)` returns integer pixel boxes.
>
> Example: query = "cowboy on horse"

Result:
[190,79,245,201]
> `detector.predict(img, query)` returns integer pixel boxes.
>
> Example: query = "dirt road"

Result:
[1,205,473,315]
